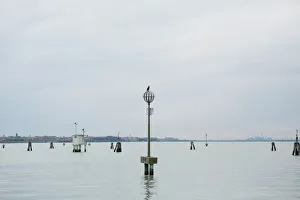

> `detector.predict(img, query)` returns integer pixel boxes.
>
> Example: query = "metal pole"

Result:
[147,103,151,157]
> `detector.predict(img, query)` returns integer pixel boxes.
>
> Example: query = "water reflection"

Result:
[142,176,157,200]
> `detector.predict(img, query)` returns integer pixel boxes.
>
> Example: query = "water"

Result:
[0,142,300,200]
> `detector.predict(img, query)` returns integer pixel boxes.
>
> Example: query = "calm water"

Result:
[0,142,300,200]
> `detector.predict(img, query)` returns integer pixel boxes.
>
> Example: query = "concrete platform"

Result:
[141,156,158,164]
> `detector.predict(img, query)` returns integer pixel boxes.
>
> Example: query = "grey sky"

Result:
[0,0,299,139]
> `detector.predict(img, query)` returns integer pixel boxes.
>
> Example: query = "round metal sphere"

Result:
[143,90,155,104]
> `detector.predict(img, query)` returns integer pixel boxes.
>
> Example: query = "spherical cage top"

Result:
[143,91,155,104]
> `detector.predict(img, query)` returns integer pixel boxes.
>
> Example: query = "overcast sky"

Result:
[0,0,299,139]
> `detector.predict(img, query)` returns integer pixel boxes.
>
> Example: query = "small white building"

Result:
[72,134,88,152]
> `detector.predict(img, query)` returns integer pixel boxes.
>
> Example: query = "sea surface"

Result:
[0,142,300,200]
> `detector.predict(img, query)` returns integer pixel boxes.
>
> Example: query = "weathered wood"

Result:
[271,142,276,151]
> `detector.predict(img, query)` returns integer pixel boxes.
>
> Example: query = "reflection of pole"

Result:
[147,103,151,157]
[143,176,156,200]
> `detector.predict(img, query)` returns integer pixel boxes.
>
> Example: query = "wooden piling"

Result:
[114,142,122,153]
[190,141,195,150]
[293,142,300,156]
[292,134,299,156]
[149,164,154,175]
[205,133,208,147]
[144,164,149,175]
[271,142,276,151]
[110,142,114,149]
[27,141,33,151]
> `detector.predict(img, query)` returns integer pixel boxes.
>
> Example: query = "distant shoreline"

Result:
[1,140,296,144]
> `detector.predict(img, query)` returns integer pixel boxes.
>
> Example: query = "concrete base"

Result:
[141,156,158,164]
[141,156,157,175]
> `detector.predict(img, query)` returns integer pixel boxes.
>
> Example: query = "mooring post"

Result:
[205,133,208,147]
[149,164,154,175]
[114,133,122,153]
[27,141,33,151]
[292,131,300,156]
[50,142,54,149]
[141,86,158,176]
[114,142,122,153]
[271,142,276,151]
[110,142,114,149]
[190,141,195,150]
[144,163,149,175]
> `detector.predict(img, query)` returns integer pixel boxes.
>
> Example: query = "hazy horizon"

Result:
[0,0,300,139]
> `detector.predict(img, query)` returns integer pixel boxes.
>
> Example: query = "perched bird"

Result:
[147,86,150,91]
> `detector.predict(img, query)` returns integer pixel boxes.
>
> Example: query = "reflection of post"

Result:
[143,175,156,200]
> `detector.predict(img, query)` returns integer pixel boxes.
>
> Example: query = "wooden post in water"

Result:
[114,133,122,153]
[149,164,154,176]
[50,142,54,149]
[190,141,195,150]
[292,131,300,156]
[114,142,122,152]
[141,86,158,176]
[271,142,276,151]
[144,163,149,175]
[27,141,33,151]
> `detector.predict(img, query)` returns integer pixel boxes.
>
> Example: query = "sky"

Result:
[0,0,299,139]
